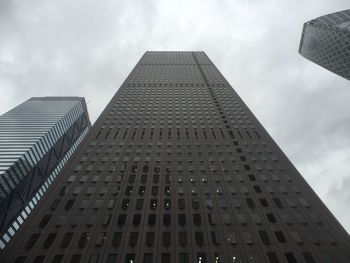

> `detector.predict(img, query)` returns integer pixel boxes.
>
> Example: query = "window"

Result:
[125,186,133,196]
[197,254,207,263]
[300,198,311,208]
[80,200,89,210]
[133,214,141,226]
[117,214,127,226]
[78,232,89,248]
[148,214,156,226]
[259,198,268,207]
[162,232,171,247]
[122,199,130,210]
[211,231,220,245]
[284,253,297,263]
[136,199,144,210]
[112,232,122,247]
[178,214,186,226]
[14,256,27,263]
[164,186,170,195]
[106,254,118,263]
[227,232,237,244]
[129,232,138,247]
[248,174,255,181]
[179,254,188,263]
[102,214,111,226]
[302,252,316,263]
[60,186,69,196]
[26,233,41,249]
[33,256,45,263]
[253,185,262,193]
[232,199,241,209]
[141,174,148,183]
[153,174,159,183]
[178,199,185,209]
[43,233,57,249]
[125,254,135,263]
[164,199,171,209]
[163,214,171,226]
[143,254,153,263]
[64,199,74,211]
[266,213,277,223]
[107,199,116,209]
[258,231,270,245]
[275,231,286,243]
[146,232,155,247]
[161,253,170,263]
[236,214,246,225]
[50,199,60,211]
[179,232,187,247]
[89,254,100,263]
[228,186,237,195]
[246,198,255,209]
[150,199,157,209]
[218,199,228,209]
[73,186,82,195]
[193,214,201,226]
[95,232,106,247]
[267,252,279,263]
[251,214,262,225]
[205,199,213,209]
[195,231,204,246]
[52,255,63,263]
[272,198,283,209]
[70,255,81,263]
[39,215,52,228]
[151,186,159,195]
[192,199,200,209]
[139,186,146,195]
[87,186,95,195]
[87,215,96,227]
[290,231,303,244]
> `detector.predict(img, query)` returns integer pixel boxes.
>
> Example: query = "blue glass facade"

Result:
[0,97,91,249]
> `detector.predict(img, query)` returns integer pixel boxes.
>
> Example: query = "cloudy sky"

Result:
[0,0,349,232]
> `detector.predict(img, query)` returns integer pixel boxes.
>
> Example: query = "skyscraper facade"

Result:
[0,97,91,250]
[1,52,349,263]
[299,9,350,80]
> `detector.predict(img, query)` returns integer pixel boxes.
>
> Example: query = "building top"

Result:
[299,10,350,80]
[307,9,350,30]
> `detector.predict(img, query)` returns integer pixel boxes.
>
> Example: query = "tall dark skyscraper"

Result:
[1,52,349,263]
[299,9,350,80]
[0,97,91,250]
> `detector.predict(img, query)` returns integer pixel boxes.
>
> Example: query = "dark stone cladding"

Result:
[1,51,349,263]
[299,9,350,80]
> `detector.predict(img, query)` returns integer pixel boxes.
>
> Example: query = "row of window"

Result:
[41,210,323,229]
[15,250,325,263]
[94,127,259,141]
[27,227,335,251]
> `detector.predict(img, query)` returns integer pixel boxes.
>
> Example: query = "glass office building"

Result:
[0,97,91,250]
[1,52,349,262]
[299,9,350,80]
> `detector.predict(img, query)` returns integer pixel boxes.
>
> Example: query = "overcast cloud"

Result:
[0,0,349,232]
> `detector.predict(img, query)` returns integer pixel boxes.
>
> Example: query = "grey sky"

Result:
[0,0,349,232]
